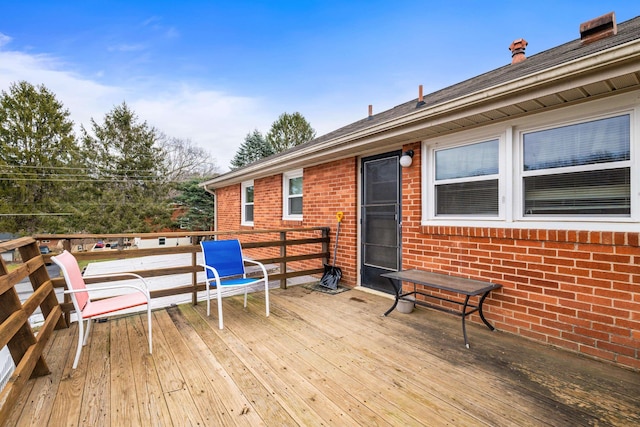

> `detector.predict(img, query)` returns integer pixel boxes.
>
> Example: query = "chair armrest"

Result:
[64,283,150,296]
[243,258,268,279]
[83,272,150,291]
[198,263,221,282]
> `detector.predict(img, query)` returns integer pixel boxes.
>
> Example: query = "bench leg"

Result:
[462,295,471,349]
[383,298,399,317]
[478,291,495,331]
[382,277,401,316]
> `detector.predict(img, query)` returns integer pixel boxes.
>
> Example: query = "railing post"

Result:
[280,231,287,289]
[322,227,330,265]
[192,236,199,305]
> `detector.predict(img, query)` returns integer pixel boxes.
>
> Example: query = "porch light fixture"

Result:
[399,150,414,168]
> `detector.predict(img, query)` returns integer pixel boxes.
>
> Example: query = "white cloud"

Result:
[0,32,11,47]
[164,27,180,39]
[0,50,124,130]
[0,49,272,170]
[131,86,272,170]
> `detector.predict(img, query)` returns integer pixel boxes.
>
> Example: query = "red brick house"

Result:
[202,13,640,370]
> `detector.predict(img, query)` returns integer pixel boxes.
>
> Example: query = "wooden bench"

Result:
[380,269,501,348]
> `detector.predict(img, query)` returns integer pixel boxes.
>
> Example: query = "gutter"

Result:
[203,38,640,189]
[202,186,217,233]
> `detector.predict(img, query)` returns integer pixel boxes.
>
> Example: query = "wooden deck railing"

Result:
[0,237,66,426]
[0,227,329,425]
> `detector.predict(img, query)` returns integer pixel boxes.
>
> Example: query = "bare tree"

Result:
[159,134,220,182]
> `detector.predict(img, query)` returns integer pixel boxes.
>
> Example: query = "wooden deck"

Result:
[7,285,640,426]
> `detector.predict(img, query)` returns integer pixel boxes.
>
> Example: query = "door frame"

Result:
[358,150,402,294]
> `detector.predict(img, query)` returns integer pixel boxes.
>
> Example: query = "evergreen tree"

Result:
[172,179,215,231]
[230,130,274,169]
[80,102,171,233]
[265,112,315,153]
[0,81,81,234]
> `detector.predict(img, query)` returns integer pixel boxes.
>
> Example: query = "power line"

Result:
[0,177,164,183]
[0,164,161,174]
[4,214,71,217]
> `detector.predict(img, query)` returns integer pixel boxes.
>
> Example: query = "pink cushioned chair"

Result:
[52,250,152,369]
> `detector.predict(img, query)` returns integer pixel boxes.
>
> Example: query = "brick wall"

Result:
[303,159,358,284]
[401,225,640,370]
[216,158,358,280]
[216,185,240,231]
[215,144,640,370]
[399,142,639,370]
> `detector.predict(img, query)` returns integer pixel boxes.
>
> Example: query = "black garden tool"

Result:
[319,211,344,290]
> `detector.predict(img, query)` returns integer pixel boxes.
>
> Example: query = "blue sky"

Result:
[1,1,638,170]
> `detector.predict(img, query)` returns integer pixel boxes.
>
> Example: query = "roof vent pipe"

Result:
[509,38,528,64]
[580,12,617,44]
[416,85,425,107]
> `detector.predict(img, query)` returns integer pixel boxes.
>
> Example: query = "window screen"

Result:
[522,115,630,217]
[434,139,499,216]
[242,181,254,224]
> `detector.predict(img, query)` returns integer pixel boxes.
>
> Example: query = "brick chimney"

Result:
[509,38,528,64]
[580,12,617,44]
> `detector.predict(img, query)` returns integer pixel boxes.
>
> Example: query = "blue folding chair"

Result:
[199,239,270,329]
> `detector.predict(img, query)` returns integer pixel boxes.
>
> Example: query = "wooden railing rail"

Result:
[34,227,330,315]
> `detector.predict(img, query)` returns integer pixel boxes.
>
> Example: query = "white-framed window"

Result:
[283,169,303,220]
[421,101,637,230]
[433,139,501,217]
[520,114,631,218]
[241,180,254,226]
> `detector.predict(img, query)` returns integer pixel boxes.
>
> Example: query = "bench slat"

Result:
[381,269,500,296]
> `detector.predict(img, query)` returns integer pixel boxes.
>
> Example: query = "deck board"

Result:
[277,289,573,426]
[11,319,71,427]
[152,310,207,426]
[207,303,366,426]
[126,315,170,426]
[80,317,111,426]
[6,285,640,426]
[273,288,540,426]
[177,304,297,426]
[110,317,139,425]
[212,302,395,426]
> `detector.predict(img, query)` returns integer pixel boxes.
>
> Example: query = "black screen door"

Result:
[361,152,401,294]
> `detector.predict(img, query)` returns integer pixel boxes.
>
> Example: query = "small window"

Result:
[158,237,166,246]
[241,180,254,226]
[434,139,500,216]
[521,114,630,216]
[283,170,303,220]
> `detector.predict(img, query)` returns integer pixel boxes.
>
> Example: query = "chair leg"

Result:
[217,287,224,330]
[243,287,248,308]
[147,306,153,354]
[83,317,91,346]
[72,318,85,369]
[264,278,270,317]
[206,281,211,316]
